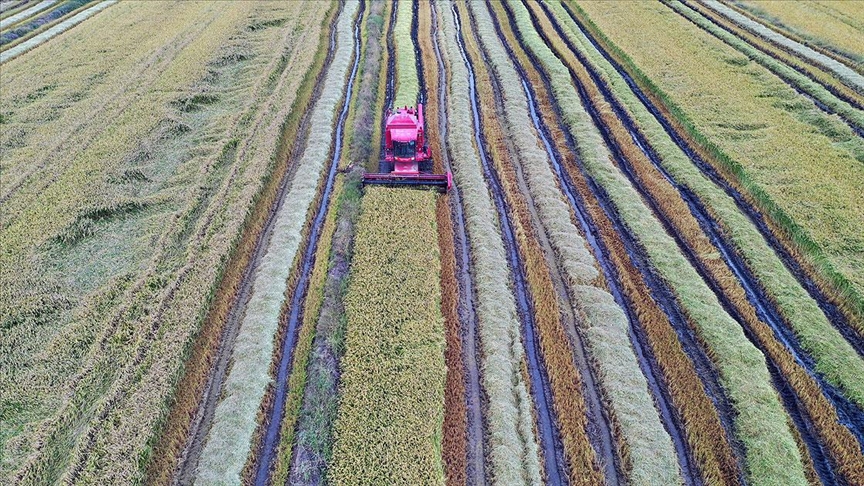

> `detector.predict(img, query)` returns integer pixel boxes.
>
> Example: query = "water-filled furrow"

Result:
[252,5,363,484]
[452,4,567,483]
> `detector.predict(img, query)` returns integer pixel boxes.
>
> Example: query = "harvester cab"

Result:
[362,103,452,191]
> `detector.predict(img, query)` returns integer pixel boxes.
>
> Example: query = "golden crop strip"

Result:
[573,0,864,329]
[328,188,446,484]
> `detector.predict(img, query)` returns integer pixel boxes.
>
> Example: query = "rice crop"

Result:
[328,188,446,485]
[472,2,681,483]
[730,0,864,71]
[192,2,360,483]
[392,0,418,108]
[548,0,864,411]
[1,1,331,482]
[573,0,864,331]
[510,1,808,483]
[438,2,543,482]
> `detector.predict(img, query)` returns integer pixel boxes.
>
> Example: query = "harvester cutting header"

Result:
[362,103,452,191]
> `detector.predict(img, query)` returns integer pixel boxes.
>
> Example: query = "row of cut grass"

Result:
[460,4,604,482]
[491,2,740,484]
[730,0,864,72]
[541,3,864,482]
[437,2,543,483]
[192,3,361,483]
[548,0,864,410]
[509,1,809,484]
[473,2,681,483]
[572,0,864,333]
[1,2,323,482]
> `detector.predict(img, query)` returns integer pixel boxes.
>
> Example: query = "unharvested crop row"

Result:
[192,3,361,482]
[534,2,864,483]
[700,0,864,96]
[568,0,864,330]
[507,1,809,484]
[546,0,864,412]
[459,4,604,483]
[490,2,744,484]
[328,188,446,484]
[661,0,864,136]
[725,0,864,73]
[437,2,543,483]
[415,2,468,483]
[475,2,688,483]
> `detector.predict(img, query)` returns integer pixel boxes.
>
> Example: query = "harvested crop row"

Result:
[144,4,338,484]
[192,3,360,483]
[569,0,864,329]
[546,0,864,413]
[415,2,468,483]
[473,2,684,484]
[728,0,864,72]
[507,1,809,484]
[3,2,325,482]
[437,1,543,483]
[328,188,445,485]
[459,4,605,483]
[661,0,864,136]
[487,3,742,484]
[0,0,57,31]
[700,0,864,95]
[538,2,864,483]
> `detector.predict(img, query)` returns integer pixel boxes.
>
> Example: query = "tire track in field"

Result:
[452,5,568,483]
[536,4,864,483]
[428,4,487,483]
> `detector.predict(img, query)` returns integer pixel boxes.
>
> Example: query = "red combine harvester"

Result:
[362,103,452,191]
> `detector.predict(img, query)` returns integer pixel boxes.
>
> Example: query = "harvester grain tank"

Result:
[362,103,452,191]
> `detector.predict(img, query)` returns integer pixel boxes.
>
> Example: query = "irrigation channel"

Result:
[452,4,569,483]
[251,4,363,485]
[532,2,864,482]
[428,3,487,484]
[556,1,863,353]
